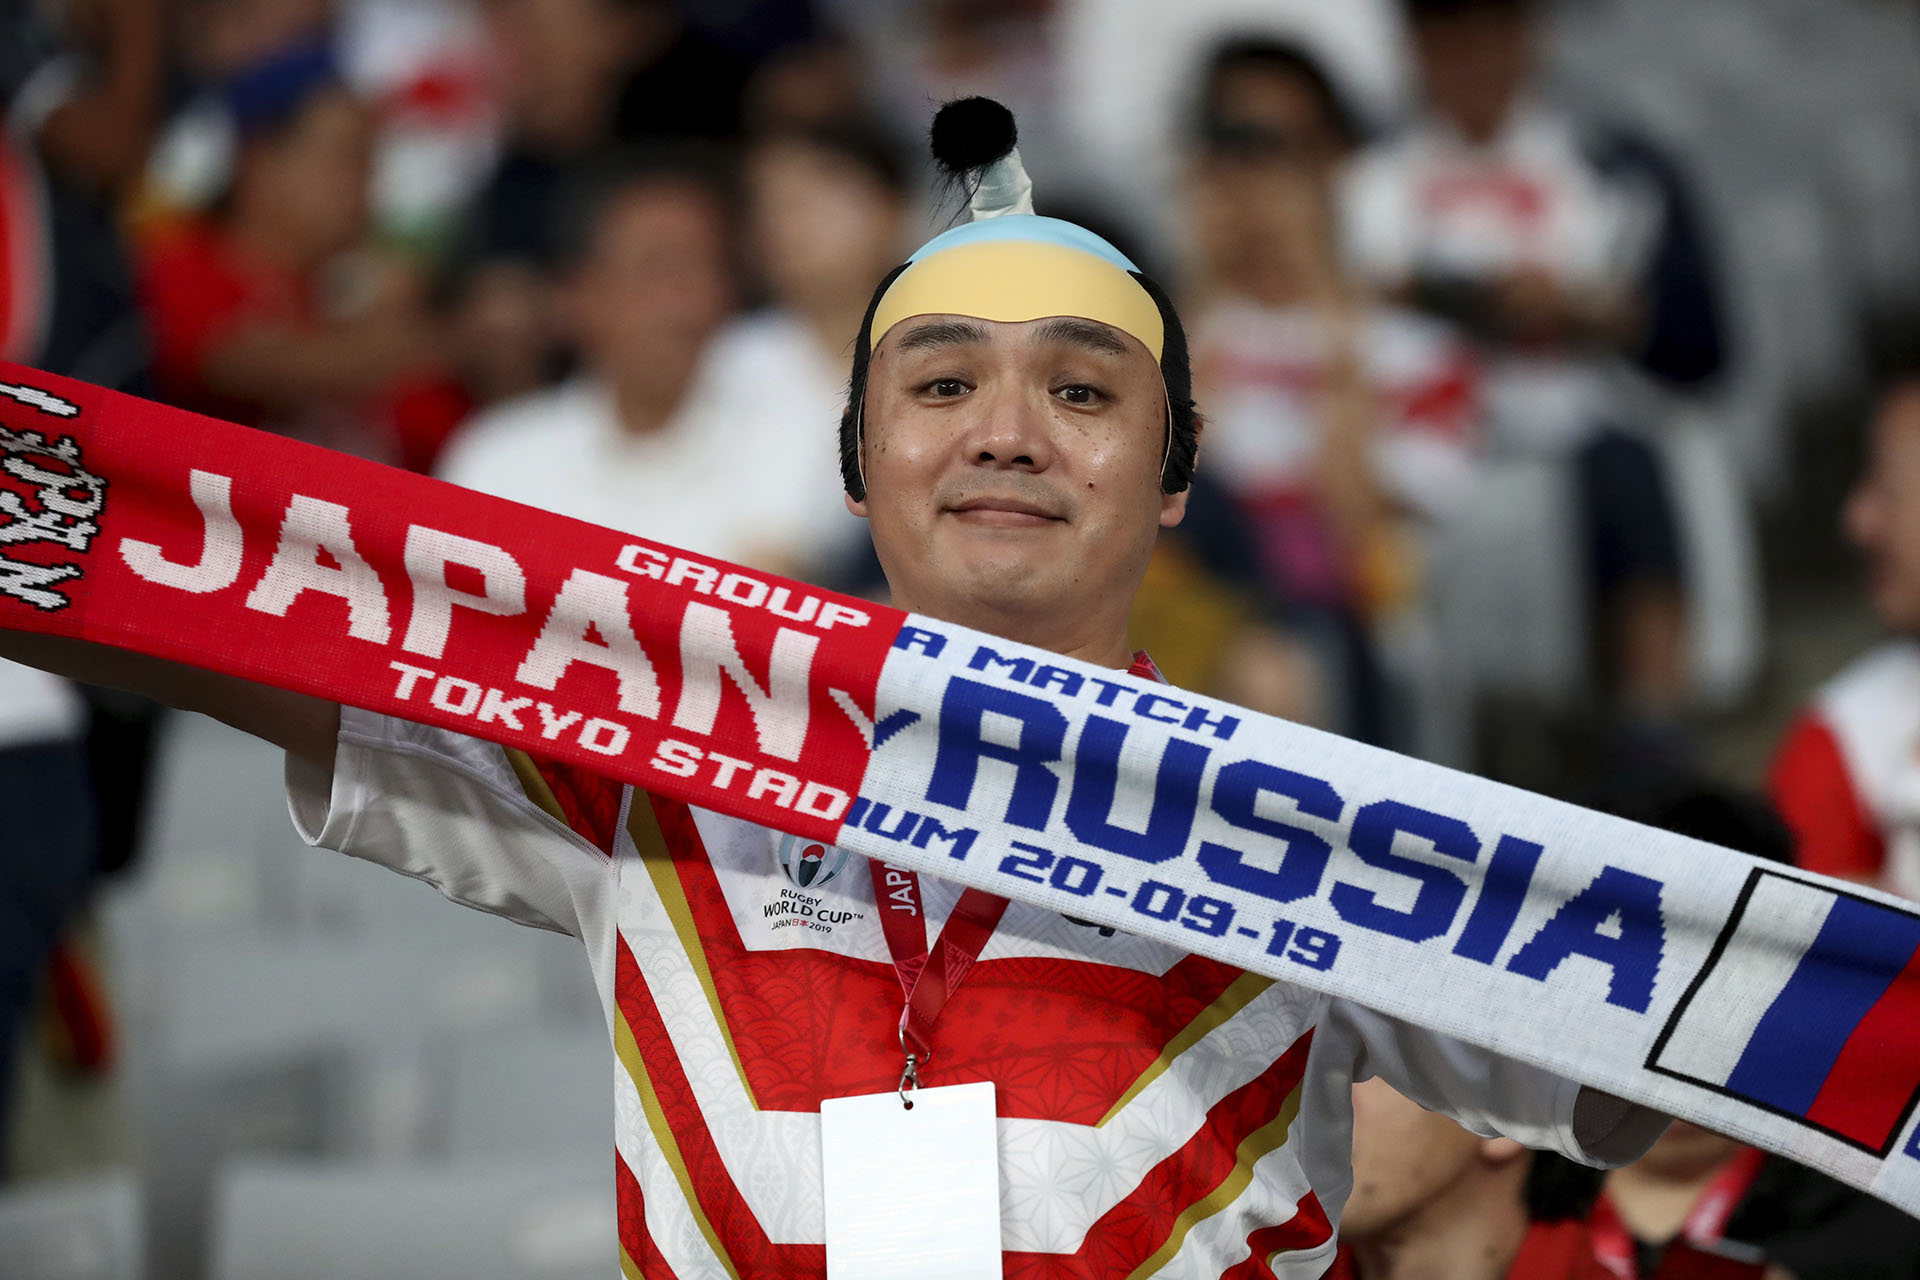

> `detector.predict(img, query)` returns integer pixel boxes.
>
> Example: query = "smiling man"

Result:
[0,99,1661,1278]
[853,309,1182,664]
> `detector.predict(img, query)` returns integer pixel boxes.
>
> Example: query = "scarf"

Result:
[4,362,1918,1217]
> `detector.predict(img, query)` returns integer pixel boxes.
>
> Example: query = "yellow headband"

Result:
[869,239,1166,361]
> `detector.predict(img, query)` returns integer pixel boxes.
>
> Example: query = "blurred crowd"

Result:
[3,0,1920,1276]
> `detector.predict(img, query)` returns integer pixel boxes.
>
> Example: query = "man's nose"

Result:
[962,384,1055,472]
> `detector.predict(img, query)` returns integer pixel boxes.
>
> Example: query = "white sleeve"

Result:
[1338,148,1420,287]
[284,706,614,938]
[1325,997,1663,1167]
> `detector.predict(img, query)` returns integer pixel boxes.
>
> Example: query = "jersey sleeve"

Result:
[283,705,624,937]
[1325,998,1662,1167]
[1767,711,1885,882]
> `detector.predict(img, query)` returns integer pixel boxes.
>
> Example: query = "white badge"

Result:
[820,1081,1002,1279]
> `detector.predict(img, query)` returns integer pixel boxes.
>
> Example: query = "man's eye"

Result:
[923,378,969,397]
[1055,384,1101,406]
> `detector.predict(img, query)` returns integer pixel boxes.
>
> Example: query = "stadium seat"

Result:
[209,1157,613,1280]
[432,1025,613,1161]
[0,1171,143,1280]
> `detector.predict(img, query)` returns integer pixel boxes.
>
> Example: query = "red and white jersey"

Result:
[1769,641,1920,901]
[1341,102,1653,294]
[1192,301,1479,607]
[1340,101,1660,452]
[287,655,1601,1279]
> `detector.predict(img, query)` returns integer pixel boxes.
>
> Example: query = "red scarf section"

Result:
[0,363,896,840]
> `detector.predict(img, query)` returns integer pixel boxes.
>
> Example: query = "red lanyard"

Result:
[866,651,1156,1094]
[868,860,1008,1090]
[1590,1147,1767,1278]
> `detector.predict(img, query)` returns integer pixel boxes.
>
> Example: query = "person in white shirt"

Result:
[1341,0,1727,734]
[437,147,858,577]
[718,120,915,585]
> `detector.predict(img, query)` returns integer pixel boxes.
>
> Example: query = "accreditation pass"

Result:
[820,1081,1002,1278]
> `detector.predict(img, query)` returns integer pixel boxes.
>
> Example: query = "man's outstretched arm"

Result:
[0,631,339,775]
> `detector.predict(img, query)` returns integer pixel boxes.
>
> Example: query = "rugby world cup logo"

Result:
[777,833,851,890]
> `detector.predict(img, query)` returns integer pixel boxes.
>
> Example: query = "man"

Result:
[0,104,1659,1276]
[1770,375,1920,898]
[1342,0,1725,732]
[438,149,856,576]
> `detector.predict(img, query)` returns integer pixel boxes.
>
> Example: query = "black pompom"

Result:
[929,97,1018,177]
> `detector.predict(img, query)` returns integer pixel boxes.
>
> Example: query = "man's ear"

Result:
[1159,484,1188,529]
[846,491,869,519]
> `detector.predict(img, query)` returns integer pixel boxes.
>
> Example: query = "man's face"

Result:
[746,139,903,312]
[852,314,1185,647]
[1845,385,1920,633]
[246,87,373,263]
[567,181,734,396]
[1411,8,1533,143]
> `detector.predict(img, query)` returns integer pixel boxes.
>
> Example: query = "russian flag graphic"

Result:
[1649,869,1920,1155]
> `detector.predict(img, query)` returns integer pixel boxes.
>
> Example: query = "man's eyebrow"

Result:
[1031,316,1131,358]
[891,318,992,354]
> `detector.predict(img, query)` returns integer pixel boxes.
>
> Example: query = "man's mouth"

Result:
[946,495,1067,526]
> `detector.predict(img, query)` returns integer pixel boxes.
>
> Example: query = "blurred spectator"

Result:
[1053,0,1408,257]
[864,1,1083,200]
[174,0,335,82]
[724,122,906,578]
[439,148,852,572]
[1591,779,1920,1280]
[1328,1077,1627,1279]
[742,35,872,137]
[1182,36,1482,751]
[3,0,161,389]
[1342,0,1725,728]
[1127,483,1336,731]
[1770,373,1920,898]
[136,43,455,464]
[0,0,163,1166]
[448,0,753,411]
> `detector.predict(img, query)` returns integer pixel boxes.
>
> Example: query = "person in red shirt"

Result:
[136,42,452,464]
[1768,373,1920,899]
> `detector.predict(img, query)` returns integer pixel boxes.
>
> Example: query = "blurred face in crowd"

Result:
[480,0,652,149]
[1343,1078,1526,1238]
[746,137,904,318]
[1189,60,1347,296]
[182,0,333,78]
[852,313,1184,659]
[1410,4,1534,144]
[565,179,735,409]
[1845,383,1920,633]
[236,86,374,267]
